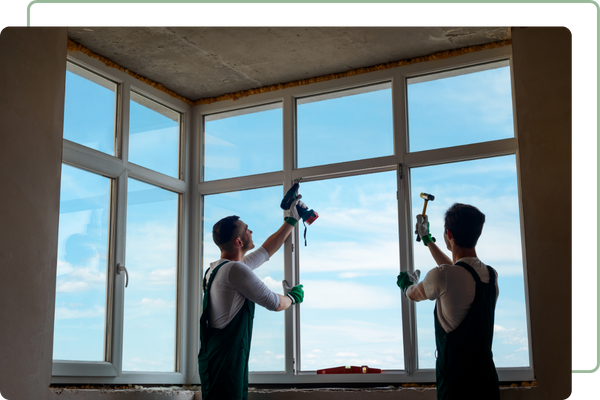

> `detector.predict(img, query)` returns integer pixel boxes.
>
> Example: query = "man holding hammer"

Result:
[398,203,500,400]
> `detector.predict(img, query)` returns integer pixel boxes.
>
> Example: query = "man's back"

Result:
[421,257,499,333]
[205,247,278,328]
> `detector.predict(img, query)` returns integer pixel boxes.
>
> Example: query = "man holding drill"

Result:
[398,203,500,400]
[198,199,305,400]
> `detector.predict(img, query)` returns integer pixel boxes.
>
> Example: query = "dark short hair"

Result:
[212,216,243,251]
[444,203,485,248]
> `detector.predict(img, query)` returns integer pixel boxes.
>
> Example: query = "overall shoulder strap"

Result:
[454,261,481,283]
[486,265,496,285]
[203,261,229,294]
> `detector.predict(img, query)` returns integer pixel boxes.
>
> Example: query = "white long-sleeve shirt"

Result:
[204,247,280,329]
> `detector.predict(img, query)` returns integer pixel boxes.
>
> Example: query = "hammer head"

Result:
[420,192,435,201]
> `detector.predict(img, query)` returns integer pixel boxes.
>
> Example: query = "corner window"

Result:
[407,61,514,152]
[203,103,283,181]
[297,83,393,168]
[57,44,531,386]
[53,60,187,383]
[54,164,111,362]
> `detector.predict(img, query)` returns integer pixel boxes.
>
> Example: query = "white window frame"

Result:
[196,44,534,385]
[53,43,533,386]
[52,52,193,385]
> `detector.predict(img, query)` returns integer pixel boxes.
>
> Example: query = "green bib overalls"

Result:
[434,261,500,400]
[198,261,256,400]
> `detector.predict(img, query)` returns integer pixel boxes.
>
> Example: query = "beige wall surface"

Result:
[0,27,571,400]
[0,27,67,400]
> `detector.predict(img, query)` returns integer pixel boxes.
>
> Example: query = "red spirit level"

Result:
[316,365,382,374]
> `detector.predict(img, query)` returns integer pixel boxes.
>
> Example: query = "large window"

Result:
[297,172,402,371]
[55,43,532,386]
[53,59,188,383]
[199,48,531,385]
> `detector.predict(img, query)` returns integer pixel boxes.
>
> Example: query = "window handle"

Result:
[117,263,129,288]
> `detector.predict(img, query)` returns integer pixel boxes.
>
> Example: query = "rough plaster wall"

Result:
[511,27,572,399]
[0,27,571,400]
[0,27,67,400]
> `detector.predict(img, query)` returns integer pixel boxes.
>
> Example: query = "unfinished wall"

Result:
[510,26,572,399]
[0,27,571,400]
[0,27,67,400]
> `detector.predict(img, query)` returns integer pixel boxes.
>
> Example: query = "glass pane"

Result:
[204,103,282,181]
[123,179,178,372]
[410,155,530,369]
[53,164,110,361]
[407,62,514,152]
[203,186,285,372]
[298,172,403,371]
[297,83,393,168]
[63,62,116,155]
[129,92,180,178]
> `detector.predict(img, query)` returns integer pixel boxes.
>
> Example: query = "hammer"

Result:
[416,192,435,242]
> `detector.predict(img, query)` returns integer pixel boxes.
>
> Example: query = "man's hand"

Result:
[397,270,421,298]
[282,280,304,305]
[416,215,436,246]
[284,198,301,227]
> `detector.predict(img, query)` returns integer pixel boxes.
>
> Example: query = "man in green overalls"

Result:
[198,199,304,400]
[397,203,500,400]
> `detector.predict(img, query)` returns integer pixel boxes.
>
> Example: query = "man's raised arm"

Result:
[262,198,301,257]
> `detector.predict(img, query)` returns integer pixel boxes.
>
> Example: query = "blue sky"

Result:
[55,63,529,372]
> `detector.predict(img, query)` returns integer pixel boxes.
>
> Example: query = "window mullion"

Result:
[282,94,297,377]
[108,81,131,375]
[392,74,418,375]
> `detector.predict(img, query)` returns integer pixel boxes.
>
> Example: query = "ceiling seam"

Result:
[67,38,195,106]
[66,38,512,107]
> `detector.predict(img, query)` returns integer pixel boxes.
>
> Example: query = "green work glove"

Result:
[416,214,436,246]
[282,280,304,305]
[284,198,301,227]
[397,270,421,297]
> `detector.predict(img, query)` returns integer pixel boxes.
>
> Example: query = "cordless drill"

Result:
[281,182,318,246]
[280,182,319,225]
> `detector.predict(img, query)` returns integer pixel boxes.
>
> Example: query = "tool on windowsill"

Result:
[416,192,435,242]
[316,365,382,374]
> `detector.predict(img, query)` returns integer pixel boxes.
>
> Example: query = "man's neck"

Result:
[452,247,477,264]
[220,250,245,262]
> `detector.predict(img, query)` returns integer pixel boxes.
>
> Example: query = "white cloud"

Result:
[300,241,399,273]
[301,280,399,310]
[125,220,178,275]
[261,276,282,292]
[55,305,104,320]
[148,268,176,284]
[335,352,358,357]
[56,281,90,292]
[56,260,74,276]
[302,319,402,345]
[56,267,106,292]
[139,298,174,308]
[338,272,369,279]
[70,267,106,284]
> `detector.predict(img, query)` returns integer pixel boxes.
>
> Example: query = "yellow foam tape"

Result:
[67,37,512,106]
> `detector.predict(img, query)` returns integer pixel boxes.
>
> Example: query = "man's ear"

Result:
[446,229,453,240]
[234,237,243,248]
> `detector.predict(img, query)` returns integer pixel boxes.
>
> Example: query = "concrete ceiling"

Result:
[67,27,511,102]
